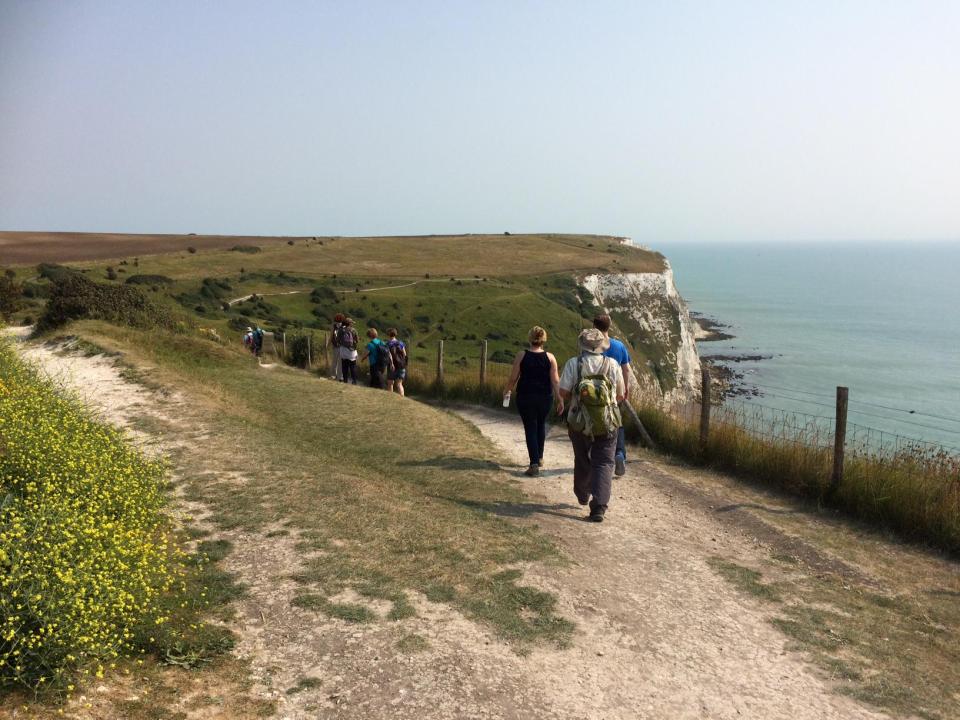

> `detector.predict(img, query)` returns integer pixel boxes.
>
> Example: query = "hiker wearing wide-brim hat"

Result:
[557,328,625,522]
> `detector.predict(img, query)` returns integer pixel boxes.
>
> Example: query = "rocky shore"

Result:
[691,314,772,399]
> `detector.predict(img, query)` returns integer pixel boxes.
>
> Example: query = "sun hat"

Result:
[246,326,253,332]
[578,328,610,354]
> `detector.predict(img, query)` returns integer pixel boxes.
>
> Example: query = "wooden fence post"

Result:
[699,367,711,449]
[830,386,849,494]
[479,340,488,385]
[282,332,287,360]
[306,334,312,369]
[436,340,445,385]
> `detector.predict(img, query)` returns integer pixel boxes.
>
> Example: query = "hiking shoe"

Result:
[588,508,605,523]
[524,464,540,477]
[615,456,626,477]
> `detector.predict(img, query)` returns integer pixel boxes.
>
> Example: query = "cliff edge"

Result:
[581,261,701,404]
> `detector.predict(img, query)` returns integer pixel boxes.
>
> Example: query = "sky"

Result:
[1,0,958,243]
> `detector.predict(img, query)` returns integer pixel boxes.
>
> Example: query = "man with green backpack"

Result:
[558,328,626,522]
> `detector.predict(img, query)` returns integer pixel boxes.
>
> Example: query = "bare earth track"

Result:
[10,334,900,719]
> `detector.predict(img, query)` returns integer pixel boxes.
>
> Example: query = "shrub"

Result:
[37,273,181,333]
[0,274,21,321]
[187,246,197,254]
[105,267,117,281]
[0,343,180,691]
[125,274,173,286]
[230,245,262,254]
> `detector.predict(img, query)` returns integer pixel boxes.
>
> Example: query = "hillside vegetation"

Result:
[6,234,665,388]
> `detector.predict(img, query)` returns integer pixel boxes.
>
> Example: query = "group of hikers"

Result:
[502,314,631,523]
[241,312,631,523]
[326,314,408,395]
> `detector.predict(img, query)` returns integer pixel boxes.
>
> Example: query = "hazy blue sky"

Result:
[1,1,958,242]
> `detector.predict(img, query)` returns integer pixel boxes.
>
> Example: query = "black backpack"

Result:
[388,340,407,369]
[374,339,393,372]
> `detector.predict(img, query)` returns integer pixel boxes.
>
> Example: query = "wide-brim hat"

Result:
[578,328,610,354]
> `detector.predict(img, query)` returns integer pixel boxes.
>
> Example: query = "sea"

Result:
[653,241,960,452]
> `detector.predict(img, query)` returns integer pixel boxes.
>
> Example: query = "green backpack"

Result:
[568,355,622,437]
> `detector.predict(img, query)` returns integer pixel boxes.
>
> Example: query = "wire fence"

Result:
[649,380,960,463]
[272,331,959,478]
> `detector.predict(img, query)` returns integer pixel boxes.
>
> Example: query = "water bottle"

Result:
[502,391,511,408]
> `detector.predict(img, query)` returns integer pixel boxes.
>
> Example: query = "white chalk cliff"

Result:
[582,263,701,404]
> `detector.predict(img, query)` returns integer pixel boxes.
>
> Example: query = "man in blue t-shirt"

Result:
[594,314,631,476]
[360,327,391,389]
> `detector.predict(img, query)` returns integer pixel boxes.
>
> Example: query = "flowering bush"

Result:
[0,340,178,692]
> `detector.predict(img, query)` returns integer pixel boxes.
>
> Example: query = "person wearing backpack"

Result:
[252,326,265,358]
[594,314,632,477]
[328,313,345,380]
[242,327,255,355]
[503,326,561,477]
[338,317,359,384]
[558,328,625,523]
[360,327,392,389]
[385,328,408,396]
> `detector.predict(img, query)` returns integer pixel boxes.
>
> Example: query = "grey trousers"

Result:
[568,429,617,509]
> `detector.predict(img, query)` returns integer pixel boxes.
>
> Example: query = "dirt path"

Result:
[452,407,889,720]
[10,332,890,719]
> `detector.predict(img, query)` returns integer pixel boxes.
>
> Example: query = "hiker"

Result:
[503,326,561,476]
[594,314,632,477]
[328,313,345,380]
[338,317,359,384]
[360,327,392,389]
[385,328,408,396]
[253,326,264,358]
[558,328,625,522]
[242,327,255,355]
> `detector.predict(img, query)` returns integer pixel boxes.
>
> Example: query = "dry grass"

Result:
[708,552,960,720]
[68,321,574,649]
[634,401,960,554]
[48,233,663,279]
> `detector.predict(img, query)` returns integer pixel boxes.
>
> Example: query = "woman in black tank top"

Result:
[503,326,561,476]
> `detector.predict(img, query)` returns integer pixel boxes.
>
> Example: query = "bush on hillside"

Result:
[230,245,261,254]
[0,274,22,321]
[36,273,181,334]
[125,274,174,286]
[0,342,180,691]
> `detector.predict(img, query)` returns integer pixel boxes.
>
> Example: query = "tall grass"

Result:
[635,397,960,554]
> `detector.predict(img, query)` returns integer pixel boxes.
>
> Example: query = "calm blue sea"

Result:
[655,242,960,451]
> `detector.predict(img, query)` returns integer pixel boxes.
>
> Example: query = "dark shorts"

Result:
[389,367,407,381]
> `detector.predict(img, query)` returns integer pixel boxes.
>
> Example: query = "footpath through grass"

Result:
[76,321,573,648]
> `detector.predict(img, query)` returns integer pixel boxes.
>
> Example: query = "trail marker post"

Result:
[437,340,445,386]
[830,386,849,494]
[282,332,287,361]
[699,367,711,449]
[479,340,488,385]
